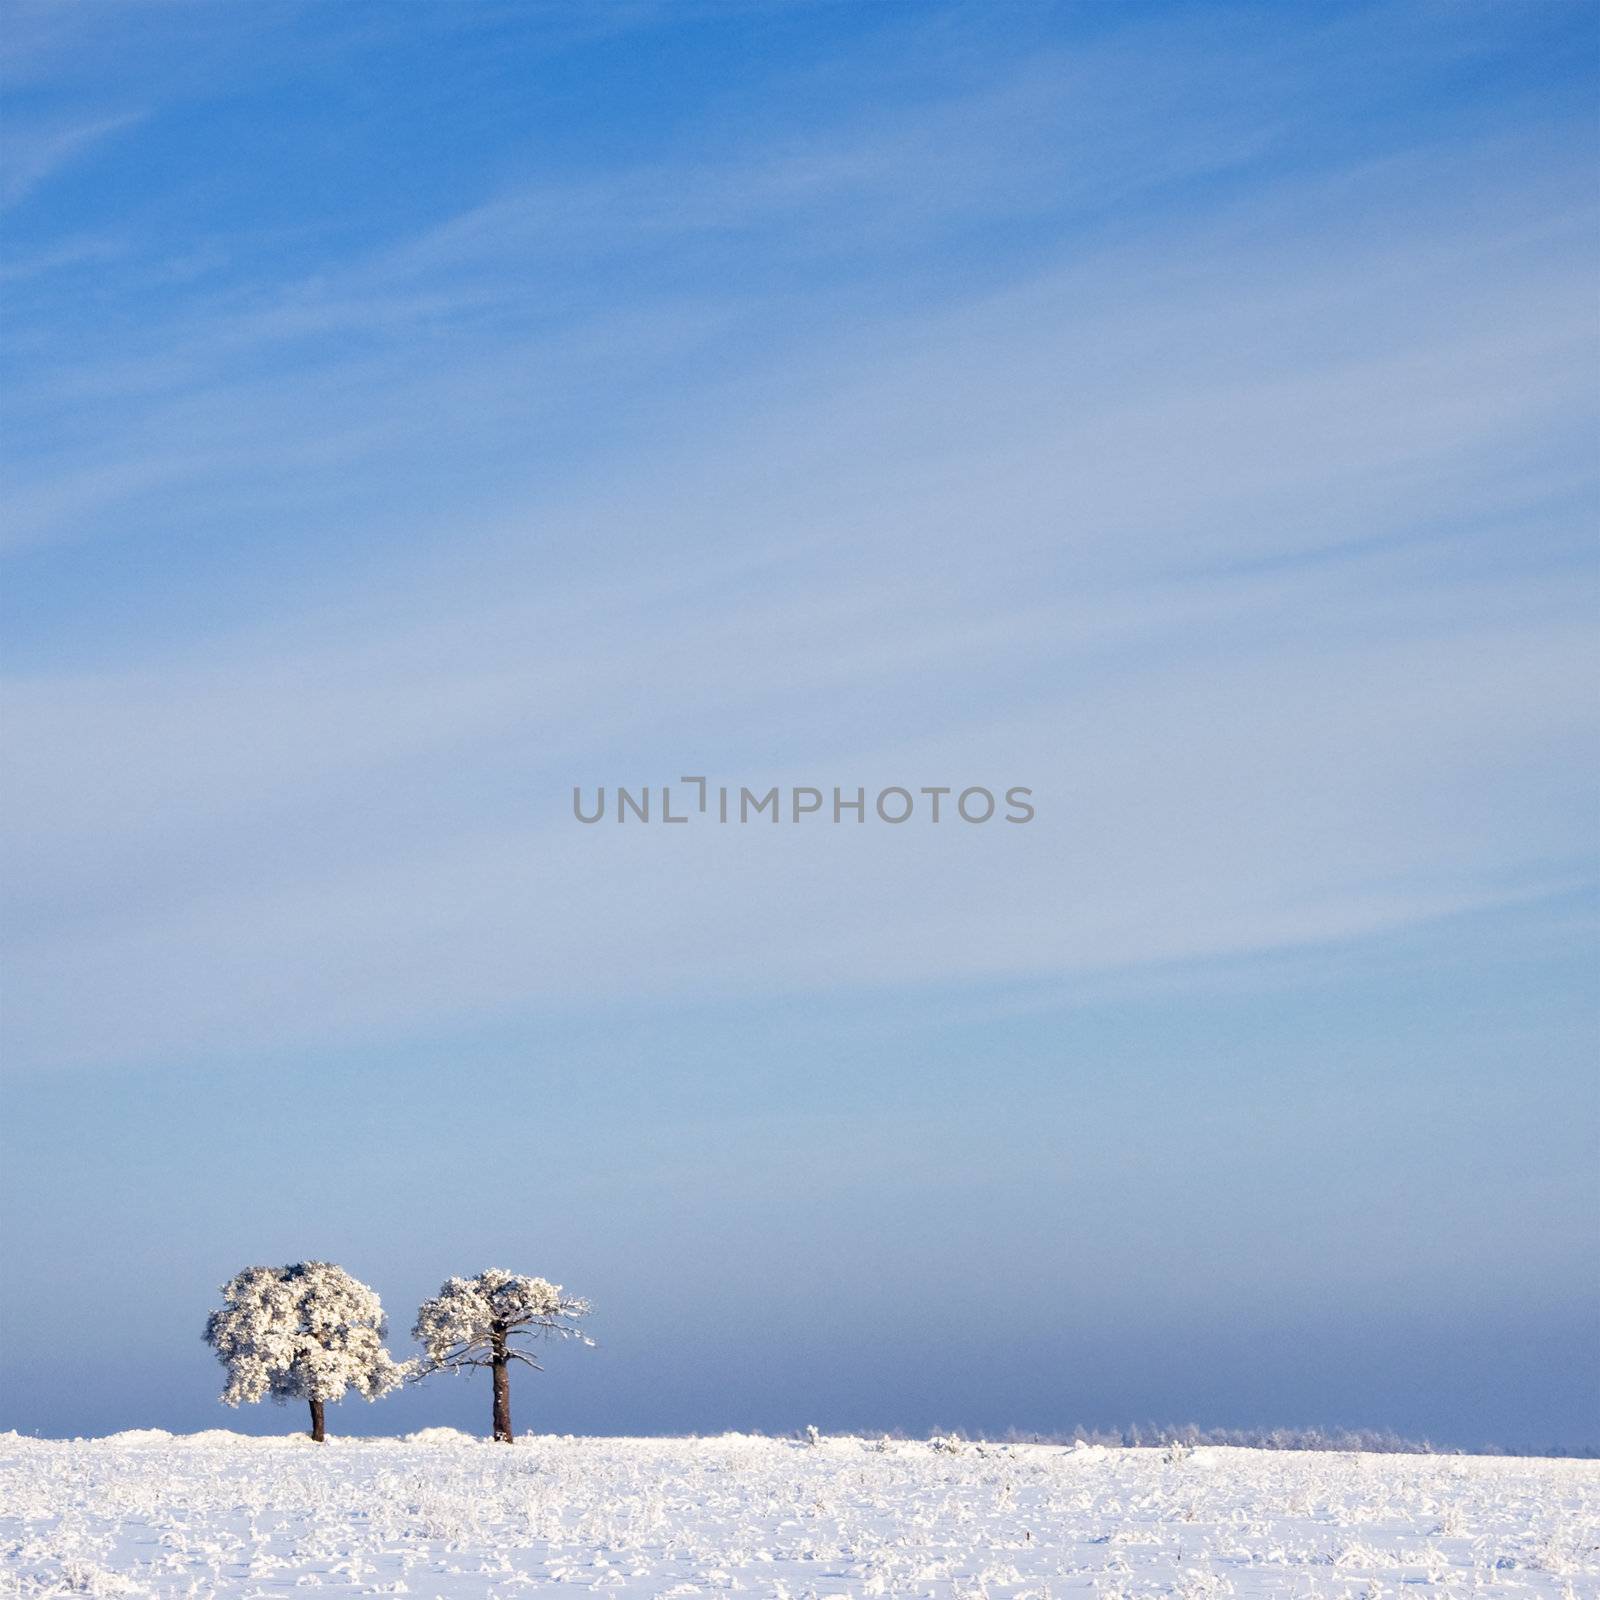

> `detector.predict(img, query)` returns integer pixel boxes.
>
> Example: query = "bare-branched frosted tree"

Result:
[203,1262,409,1441]
[413,1269,593,1442]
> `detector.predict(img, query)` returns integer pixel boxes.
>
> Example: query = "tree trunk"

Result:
[308,1398,325,1443]
[491,1326,513,1443]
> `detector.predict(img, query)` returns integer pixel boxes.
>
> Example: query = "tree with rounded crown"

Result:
[203,1262,408,1441]
[413,1269,593,1442]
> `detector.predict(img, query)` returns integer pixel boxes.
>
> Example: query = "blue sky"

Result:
[2,0,1596,1449]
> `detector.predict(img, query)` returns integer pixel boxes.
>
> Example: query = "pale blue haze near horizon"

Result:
[1,1,1596,1451]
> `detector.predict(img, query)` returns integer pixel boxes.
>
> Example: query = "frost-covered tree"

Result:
[413,1270,592,1442]
[203,1262,408,1441]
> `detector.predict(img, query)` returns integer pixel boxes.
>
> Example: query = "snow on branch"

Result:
[203,1262,410,1407]
[413,1269,594,1376]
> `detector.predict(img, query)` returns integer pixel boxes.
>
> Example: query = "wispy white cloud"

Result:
[0,110,143,209]
[2,3,1593,1072]
[9,3,1572,552]
[4,584,1591,1067]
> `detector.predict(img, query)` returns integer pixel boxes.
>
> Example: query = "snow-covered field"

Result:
[1,1431,1595,1599]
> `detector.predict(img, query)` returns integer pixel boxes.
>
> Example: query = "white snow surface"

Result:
[1,1431,1596,1598]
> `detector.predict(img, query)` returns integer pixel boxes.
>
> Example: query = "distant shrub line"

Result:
[971,1424,1597,1458]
